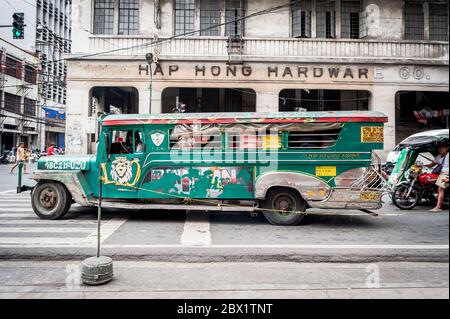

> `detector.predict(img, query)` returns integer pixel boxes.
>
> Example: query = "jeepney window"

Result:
[227,130,281,150]
[170,125,222,150]
[288,128,341,149]
[110,129,144,154]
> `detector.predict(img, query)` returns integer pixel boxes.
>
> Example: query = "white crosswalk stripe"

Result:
[0,191,99,246]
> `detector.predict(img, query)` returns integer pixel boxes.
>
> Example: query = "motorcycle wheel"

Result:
[392,185,420,210]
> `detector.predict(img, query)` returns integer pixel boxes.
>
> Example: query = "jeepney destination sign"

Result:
[39,157,92,171]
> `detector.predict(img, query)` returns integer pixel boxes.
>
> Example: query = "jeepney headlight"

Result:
[335,168,366,187]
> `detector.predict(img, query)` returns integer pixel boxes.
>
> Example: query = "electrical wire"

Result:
[30,0,303,66]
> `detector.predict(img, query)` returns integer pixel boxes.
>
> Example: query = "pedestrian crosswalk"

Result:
[0,191,126,247]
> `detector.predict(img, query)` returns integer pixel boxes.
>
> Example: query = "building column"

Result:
[65,81,90,155]
[256,91,279,113]
[139,85,161,114]
[423,2,430,40]
[369,86,397,158]
[335,0,341,38]
[311,0,317,38]
[38,107,46,151]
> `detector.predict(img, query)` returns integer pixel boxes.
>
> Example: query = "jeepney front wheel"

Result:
[32,181,72,220]
[262,188,306,226]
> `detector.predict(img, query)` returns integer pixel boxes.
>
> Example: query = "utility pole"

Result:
[145,53,154,114]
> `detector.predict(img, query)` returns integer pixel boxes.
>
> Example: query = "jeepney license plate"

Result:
[360,192,381,201]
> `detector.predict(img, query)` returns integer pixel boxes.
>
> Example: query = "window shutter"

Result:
[330,10,336,38]
[292,2,301,38]
[316,10,324,38]
[359,10,368,38]
[305,9,311,38]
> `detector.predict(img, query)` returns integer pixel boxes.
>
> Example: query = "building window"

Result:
[4,93,21,113]
[119,0,139,35]
[25,66,37,84]
[225,0,245,37]
[404,2,424,40]
[429,3,449,41]
[316,0,335,38]
[200,0,221,36]
[4,57,22,79]
[292,0,311,38]
[175,0,195,36]
[93,0,115,34]
[24,98,36,116]
[341,0,361,39]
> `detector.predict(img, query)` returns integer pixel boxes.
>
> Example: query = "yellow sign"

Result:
[360,192,381,201]
[316,166,337,177]
[262,135,281,150]
[361,126,384,143]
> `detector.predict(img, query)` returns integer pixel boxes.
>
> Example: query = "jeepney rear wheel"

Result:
[32,181,72,220]
[262,188,306,226]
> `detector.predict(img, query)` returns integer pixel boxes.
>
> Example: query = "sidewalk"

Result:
[0,261,448,299]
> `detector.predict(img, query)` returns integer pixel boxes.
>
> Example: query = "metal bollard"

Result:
[17,161,23,193]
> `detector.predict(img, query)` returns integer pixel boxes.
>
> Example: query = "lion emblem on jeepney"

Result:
[110,157,133,185]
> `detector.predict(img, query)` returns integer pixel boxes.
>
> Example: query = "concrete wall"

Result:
[71,0,412,45]
[246,0,291,38]
[363,0,404,40]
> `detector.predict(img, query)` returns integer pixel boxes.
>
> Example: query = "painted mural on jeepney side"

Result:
[141,166,254,199]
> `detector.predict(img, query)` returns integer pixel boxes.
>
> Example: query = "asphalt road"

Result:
[0,162,448,262]
[0,162,448,298]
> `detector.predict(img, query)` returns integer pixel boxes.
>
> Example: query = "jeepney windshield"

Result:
[109,129,144,154]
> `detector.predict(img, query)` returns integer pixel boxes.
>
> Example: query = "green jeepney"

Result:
[29,111,387,225]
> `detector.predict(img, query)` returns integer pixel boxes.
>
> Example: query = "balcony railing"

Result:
[86,36,449,64]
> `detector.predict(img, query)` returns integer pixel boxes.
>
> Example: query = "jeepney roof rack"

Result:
[101,111,388,126]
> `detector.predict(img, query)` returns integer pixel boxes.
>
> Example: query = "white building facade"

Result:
[66,0,449,155]
[36,0,72,149]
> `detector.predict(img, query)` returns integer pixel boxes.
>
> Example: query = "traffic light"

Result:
[12,13,24,39]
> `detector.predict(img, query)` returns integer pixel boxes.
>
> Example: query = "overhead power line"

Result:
[31,0,302,66]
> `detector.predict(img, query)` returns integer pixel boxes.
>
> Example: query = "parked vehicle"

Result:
[384,129,449,176]
[392,163,449,209]
[0,151,10,164]
[23,111,388,225]
[388,131,449,209]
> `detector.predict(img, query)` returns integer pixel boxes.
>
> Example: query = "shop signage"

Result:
[138,64,371,80]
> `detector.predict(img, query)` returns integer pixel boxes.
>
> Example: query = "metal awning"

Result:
[1,128,21,134]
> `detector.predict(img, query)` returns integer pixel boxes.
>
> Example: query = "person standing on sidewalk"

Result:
[429,142,449,212]
[46,143,55,156]
[9,142,27,174]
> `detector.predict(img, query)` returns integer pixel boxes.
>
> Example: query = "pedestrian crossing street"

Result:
[0,190,127,248]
